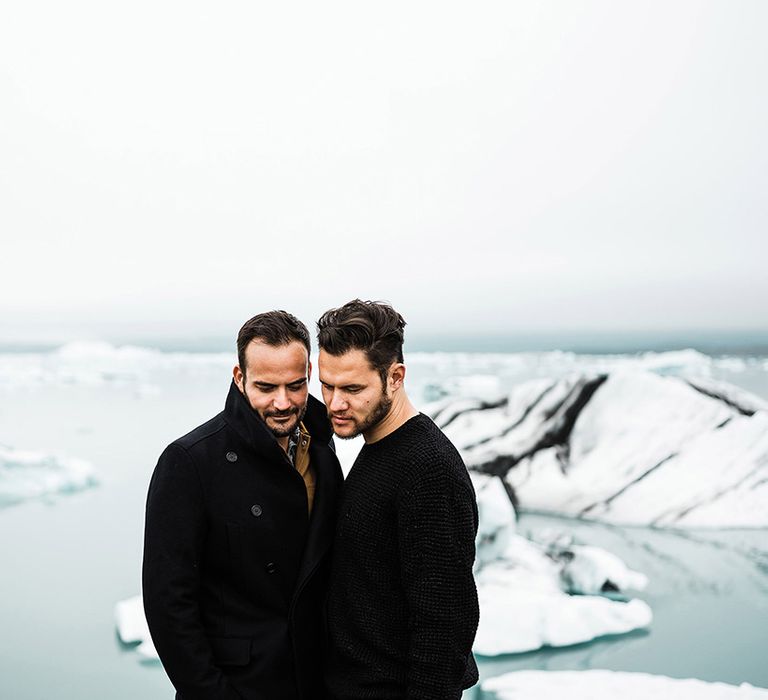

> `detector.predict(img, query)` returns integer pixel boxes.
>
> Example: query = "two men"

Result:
[143,302,479,700]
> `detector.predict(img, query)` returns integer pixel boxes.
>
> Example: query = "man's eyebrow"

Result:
[253,377,307,387]
[321,379,364,389]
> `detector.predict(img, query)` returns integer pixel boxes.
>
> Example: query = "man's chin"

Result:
[330,420,361,440]
[267,418,300,438]
[333,428,361,440]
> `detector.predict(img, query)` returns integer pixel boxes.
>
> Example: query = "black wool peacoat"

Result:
[143,381,343,700]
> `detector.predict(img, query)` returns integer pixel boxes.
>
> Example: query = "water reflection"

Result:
[474,513,768,696]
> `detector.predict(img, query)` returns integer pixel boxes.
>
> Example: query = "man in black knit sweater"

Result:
[317,300,479,700]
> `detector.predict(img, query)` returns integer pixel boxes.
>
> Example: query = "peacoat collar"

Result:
[222,380,332,463]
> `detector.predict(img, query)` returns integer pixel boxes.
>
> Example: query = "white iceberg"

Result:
[474,535,652,656]
[482,669,768,699]
[555,543,648,595]
[473,473,516,568]
[472,479,652,657]
[535,531,649,594]
[115,596,158,660]
[0,444,96,506]
[436,371,768,528]
[0,341,233,390]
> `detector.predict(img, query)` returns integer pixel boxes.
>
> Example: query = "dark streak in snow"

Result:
[580,453,678,517]
[474,375,607,492]
[436,397,509,431]
[683,379,755,417]
[463,381,557,450]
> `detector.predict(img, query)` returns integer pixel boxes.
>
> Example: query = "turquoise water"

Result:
[473,514,768,698]
[0,345,767,699]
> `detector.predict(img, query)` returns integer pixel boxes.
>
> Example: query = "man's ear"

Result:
[233,365,244,391]
[307,360,313,382]
[390,363,406,390]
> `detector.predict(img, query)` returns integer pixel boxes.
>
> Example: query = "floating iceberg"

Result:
[472,474,652,656]
[0,444,96,506]
[435,371,768,528]
[482,669,768,699]
[538,533,649,595]
[473,473,517,568]
[115,596,158,660]
[473,535,652,655]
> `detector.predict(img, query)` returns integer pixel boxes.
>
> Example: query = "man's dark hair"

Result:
[237,310,311,375]
[317,299,406,384]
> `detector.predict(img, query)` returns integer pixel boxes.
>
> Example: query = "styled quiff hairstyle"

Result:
[316,299,406,383]
[237,311,311,377]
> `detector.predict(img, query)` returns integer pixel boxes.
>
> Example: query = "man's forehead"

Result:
[244,340,308,372]
[318,348,377,379]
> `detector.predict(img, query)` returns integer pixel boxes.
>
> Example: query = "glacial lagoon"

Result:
[0,342,766,699]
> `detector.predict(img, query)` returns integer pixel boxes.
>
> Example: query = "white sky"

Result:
[1,1,766,341]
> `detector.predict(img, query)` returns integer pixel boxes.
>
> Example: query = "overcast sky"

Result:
[1,1,766,342]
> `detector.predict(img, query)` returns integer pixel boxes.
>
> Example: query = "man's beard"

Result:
[263,403,307,438]
[333,391,392,440]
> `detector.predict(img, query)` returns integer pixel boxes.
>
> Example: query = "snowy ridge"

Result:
[683,375,768,416]
[0,444,96,506]
[409,348,762,381]
[435,371,768,528]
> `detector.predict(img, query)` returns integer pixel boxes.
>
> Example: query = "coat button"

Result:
[226,451,238,463]
[265,562,276,574]
[250,504,263,517]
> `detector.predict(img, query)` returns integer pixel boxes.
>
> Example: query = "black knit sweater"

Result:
[325,413,479,700]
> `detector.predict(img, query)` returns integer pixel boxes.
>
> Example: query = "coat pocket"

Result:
[209,636,251,667]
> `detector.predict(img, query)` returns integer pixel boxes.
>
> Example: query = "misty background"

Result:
[2,1,766,346]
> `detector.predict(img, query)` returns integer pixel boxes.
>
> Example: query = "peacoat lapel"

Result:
[223,380,291,465]
[291,395,341,597]
[293,442,339,593]
[224,383,340,597]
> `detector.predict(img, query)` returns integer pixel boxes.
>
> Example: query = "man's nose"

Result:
[329,391,348,413]
[273,388,291,411]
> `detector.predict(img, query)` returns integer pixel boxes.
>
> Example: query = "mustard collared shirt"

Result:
[289,422,315,516]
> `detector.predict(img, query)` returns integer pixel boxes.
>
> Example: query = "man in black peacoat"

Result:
[143,377,343,700]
